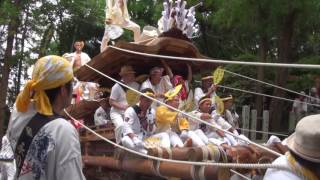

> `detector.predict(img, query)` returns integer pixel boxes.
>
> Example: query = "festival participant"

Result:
[7,55,85,179]
[94,98,111,126]
[190,97,228,145]
[120,89,156,154]
[109,65,140,143]
[309,76,320,114]
[264,115,320,179]
[194,72,217,110]
[154,85,206,147]
[65,41,91,72]
[171,63,195,111]
[140,60,173,109]
[292,91,308,123]
[220,95,240,129]
[101,0,141,52]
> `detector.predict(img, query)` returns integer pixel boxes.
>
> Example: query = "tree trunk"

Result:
[0,0,21,136]
[0,19,19,136]
[16,8,29,96]
[255,35,268,130]
[269,12,296,131]
[38,23,55,58]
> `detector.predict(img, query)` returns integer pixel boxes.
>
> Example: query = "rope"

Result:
[109,45,320,69]
[224,69,320,101]
[230,169,251,180]
[236,128,289,137]
[64,109,289,170]
[217,85,320,107]
[84,64,282,157]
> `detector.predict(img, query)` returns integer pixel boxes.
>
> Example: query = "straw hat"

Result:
[287,114,320,163]
[119,65,136,76]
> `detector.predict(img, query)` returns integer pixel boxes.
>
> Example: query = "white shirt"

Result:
[110,82,140,114]
[264,155,300,180]
[292,98,308,113]
[189,110,222,133]
[140,75,173,109]
[211,110,232,130]
[122,106,155,139]
[70,52,91,67]
[94,107,109,126]
[7,104,85,180]
[194,87,216,108]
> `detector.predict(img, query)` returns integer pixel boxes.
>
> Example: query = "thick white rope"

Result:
[230,169,251,180]
[217,85,320,107]
[84,64,282,157]
[64,109,289,170]
[236,128,289,137]
[108,45,320,69]
[224,69,319,101]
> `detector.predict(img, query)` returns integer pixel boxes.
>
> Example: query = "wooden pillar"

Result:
[242,106,250,137]
[250,109,257,141]
[262,110,269,141]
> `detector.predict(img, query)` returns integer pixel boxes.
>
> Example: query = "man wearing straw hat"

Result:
[6,56,85,179]
[264,115,320,179]
[194,72,217,109]
[109,65,140,143]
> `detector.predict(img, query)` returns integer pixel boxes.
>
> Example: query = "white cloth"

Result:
[264,155,300,180]
[94,107,109,126]
[140,75,173,109]
[211,110,233,130]
[110,82,140,115]
[224,110,239,129]
[110,82,140,143]
[7,104,85,180]
[194,87,216,108]
[0,135,16,180]
[69,52,91,67]
[292,98,308,113]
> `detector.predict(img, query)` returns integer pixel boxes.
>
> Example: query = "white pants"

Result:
[110,111,125,143]
[121,136,147,154]
[151,132,170,148]
[101,21,141,52]
[152,131,184,148]
[181,130,207,147]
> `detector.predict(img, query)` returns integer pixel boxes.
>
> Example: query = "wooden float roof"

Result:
[75,32,217,87]
[62,100,101,122]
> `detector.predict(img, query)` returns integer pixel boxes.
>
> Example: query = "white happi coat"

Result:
[94,106,110,126]
[6,104,85,180]
[122,105,156,139]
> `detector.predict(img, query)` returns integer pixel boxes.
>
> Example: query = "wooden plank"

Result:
[250,109,257,141]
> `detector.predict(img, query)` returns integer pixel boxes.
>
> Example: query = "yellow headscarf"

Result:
[15,55,74,116]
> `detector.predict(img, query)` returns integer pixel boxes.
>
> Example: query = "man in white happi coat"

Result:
[190,97,230,146]
[101,0,141,52]
[94,98,110,126]
[109,65,140,143]
[140,60,173,110]
[120,88,156,154]
[194,73,217,110]
[264,115,320,180]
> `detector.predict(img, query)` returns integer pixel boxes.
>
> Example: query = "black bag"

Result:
[14,113,60,177]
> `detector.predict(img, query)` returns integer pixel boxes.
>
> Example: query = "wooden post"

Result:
[288,111,296,131]
[250,110,257,141]
[262,110,269,141]
[242,106,250,137]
